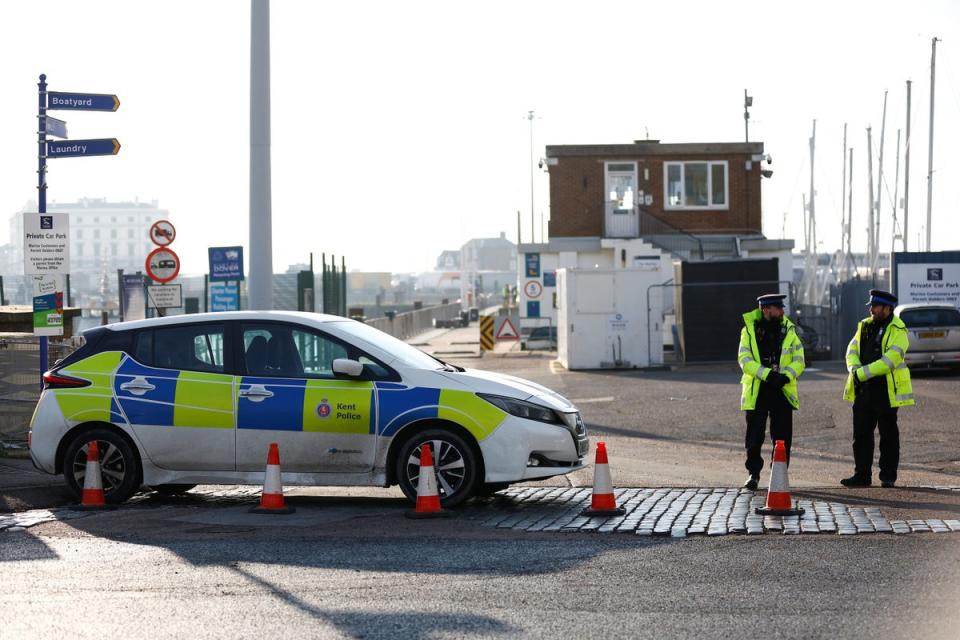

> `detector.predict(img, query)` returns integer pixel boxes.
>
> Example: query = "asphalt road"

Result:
[2,325,959,639]
[2,501,959,640]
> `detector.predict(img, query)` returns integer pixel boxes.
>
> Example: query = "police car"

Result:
[29,312,588,506]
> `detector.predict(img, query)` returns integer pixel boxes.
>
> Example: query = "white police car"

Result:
[29,312,588,506]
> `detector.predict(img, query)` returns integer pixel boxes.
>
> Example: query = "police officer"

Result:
[737,294,806,490]
[841,289,914,487]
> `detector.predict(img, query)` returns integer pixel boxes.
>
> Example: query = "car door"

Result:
[235,322,378,473]
[116,323,235,470]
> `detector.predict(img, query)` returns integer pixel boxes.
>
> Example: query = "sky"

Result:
[1,0,959,275]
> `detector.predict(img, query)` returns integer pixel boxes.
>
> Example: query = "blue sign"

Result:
[46,138,120,158]
[47,91,120,112]
[543,271,556,287]
[208,246,245,281]
[525,253,541,278]
[210,282,239,312]
[45,116,68,139]
[527,301,540,318]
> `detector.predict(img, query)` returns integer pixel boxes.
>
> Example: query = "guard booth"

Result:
[675,259,782,362]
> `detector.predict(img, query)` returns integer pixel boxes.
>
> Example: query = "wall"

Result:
[547,151,763,238]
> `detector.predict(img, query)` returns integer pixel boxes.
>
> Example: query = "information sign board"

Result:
[23,212,69,274]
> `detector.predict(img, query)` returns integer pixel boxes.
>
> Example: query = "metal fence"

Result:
[364,303,463,341]
[0,334,82,447]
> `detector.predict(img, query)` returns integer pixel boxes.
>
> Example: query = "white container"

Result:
[556,268,666,369]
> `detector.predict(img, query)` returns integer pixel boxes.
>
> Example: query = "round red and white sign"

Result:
[149,219,176,247]
[145,247,181,284]
[524,280,543,299]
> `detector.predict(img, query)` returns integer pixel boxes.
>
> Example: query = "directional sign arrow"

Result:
[47,91,120,112]
[44,116,68,139]
[46,138,121,158]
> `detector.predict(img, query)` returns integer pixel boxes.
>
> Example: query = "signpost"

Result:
[46,91,120,111]
[210,282,240,312]
[145,247,181,285]
[208,246,245,281]
[149,220,176,246]
[147,284,183,310]
[46,138,120,158]
[45,116,68,139]
[32,75,121,384]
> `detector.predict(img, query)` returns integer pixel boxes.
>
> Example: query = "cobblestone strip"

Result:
[472,487,960,538]
[917,485,960,492]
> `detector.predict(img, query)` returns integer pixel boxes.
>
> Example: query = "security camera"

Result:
[765,154,773,165]
[538,159,544,169]
[761,169,774,178]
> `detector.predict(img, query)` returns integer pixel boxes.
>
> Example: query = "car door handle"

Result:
[239,385,274,402]
[119,377,155,396]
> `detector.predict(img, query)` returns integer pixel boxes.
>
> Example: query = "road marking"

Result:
[570,396,614,404]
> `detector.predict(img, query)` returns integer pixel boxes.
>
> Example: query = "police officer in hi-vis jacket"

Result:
[737,294,806,490]
[841,289,914,488]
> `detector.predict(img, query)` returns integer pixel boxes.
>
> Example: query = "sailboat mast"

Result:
[866,126,875,278]
[875,91,888,274]
[926,37,940,251]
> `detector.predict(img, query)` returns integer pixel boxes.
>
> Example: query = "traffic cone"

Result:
[405,443,453,519]
[249,442,296,514]
[74,440,116,511]
[755,440,805,516]
[581,441,625,517]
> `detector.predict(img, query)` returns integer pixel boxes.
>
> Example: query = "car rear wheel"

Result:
[63,428,141,504]
[396,428,480,507]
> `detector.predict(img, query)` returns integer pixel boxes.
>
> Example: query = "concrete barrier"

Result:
[365,303,462,340]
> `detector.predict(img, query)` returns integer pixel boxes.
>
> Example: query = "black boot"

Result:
[742,475,759,491]
[840,475,872,487]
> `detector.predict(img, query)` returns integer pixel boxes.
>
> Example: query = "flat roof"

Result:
[546,142,764,157]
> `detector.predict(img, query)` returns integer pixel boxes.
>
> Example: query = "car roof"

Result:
[896,303,960,312]
[89,310,350,335]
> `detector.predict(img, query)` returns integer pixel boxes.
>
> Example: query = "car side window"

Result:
[241,323,393,380]
[138,325,225,373]
[293,329,347,377]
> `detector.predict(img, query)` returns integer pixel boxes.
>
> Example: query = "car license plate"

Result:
[919,331,945,339]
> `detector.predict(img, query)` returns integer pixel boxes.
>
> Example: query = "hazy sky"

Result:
[1,1,958,274]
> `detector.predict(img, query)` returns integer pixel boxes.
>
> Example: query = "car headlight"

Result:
[477,393,561,425]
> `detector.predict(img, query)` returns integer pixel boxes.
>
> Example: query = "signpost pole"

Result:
[37,74,48,385]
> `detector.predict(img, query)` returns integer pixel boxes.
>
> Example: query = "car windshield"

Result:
[900,308,960,328]
[329,320,446,370]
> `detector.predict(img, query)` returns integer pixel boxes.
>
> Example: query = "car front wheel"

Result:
[63,428,142,504]
[396,428,480,507]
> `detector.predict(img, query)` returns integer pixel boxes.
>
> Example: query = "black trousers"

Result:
[852,396,899,483]
[744,395,793,477]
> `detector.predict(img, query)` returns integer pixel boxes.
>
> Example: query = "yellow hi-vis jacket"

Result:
[737,309,805,410]
[843,315,915,407]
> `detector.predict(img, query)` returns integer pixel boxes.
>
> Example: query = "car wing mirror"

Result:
[332,358,364,377]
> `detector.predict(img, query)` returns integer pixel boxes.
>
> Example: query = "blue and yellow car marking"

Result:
[50,353,507,442]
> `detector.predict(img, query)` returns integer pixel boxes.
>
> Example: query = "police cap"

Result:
[757,293,786,308]
[867,289,898,307]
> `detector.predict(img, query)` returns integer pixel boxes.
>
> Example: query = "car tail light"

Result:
[42,371,91,390]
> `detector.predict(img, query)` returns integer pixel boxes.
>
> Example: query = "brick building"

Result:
[515,139,793,350]
[545,141,767,239]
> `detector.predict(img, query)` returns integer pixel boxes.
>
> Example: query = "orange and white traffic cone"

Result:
[755,439,805,516]
[405,443,453,519]
[74,440,116,511]
[581,441,625,517]
[249,442,296,514]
